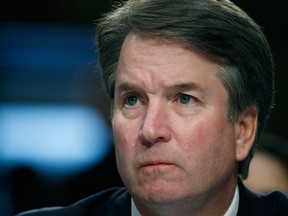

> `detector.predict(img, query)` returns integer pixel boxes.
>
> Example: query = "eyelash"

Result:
[121,93,198,108]
[175,93,198,105]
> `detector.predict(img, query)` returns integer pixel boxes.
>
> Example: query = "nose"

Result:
[139,102,172,146]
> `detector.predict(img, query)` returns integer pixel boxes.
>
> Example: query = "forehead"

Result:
[116,33,224,89]
[119,32,225,65]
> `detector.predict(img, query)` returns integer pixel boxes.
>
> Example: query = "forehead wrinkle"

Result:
[115,81,152,95]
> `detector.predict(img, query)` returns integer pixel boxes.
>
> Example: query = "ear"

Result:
[235,106,258,162]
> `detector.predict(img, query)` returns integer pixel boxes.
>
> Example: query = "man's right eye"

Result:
[125,95,139,106]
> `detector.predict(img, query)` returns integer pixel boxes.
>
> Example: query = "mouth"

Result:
[140,161,174,168]
[138,161,176,175]
[138,159,178,177]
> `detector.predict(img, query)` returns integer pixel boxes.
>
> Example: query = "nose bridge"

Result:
[140,98,171,144]
[145,101,163,128]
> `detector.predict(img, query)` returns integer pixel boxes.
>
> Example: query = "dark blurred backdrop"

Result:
[0,0,287,215]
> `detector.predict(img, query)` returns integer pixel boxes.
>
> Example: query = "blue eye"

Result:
[178,94,194,104]
[126,95,139,106]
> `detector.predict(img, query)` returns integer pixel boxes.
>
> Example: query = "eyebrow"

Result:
[171,82,207,92]
[116,82,207,93]
[116,82,136,93]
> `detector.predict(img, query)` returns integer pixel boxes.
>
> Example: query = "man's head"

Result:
[96,0,274,183]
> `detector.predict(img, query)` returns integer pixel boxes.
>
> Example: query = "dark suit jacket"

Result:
[17,182,288,216]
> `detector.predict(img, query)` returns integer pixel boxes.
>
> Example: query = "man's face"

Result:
[113,33,241,207]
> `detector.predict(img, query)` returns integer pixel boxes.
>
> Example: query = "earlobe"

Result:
[235,106,258,161]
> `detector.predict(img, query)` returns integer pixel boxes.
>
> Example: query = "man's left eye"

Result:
[178,94,195,105]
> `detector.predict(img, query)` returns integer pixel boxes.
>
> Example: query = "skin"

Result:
[112,33,258,216]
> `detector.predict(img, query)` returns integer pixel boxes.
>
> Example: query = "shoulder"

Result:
[16,187,131,216]
[238,181,288,216]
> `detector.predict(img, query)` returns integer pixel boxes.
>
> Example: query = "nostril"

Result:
[139,126,171,147]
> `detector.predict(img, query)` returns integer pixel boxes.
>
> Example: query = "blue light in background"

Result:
[0,104,113,178]
[0,22,112,215]
[0,23,112,179]
[0,23,97,70]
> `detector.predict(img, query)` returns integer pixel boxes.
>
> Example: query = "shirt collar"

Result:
[131,185,239,216]
[224,185,239,216]
[131,198,141,216]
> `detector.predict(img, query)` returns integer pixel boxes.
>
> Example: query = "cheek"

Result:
[114,121,130,156]
[178,119,237,186]
[180,117,236,162]
[113,117,142,187]
[180,118,211,149]
[113,117,139,163]
[113,120,131,178]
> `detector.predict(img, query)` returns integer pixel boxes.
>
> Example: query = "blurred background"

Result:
[0,0,287,215]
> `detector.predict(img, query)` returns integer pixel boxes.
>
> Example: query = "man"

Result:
[17,0,288,215]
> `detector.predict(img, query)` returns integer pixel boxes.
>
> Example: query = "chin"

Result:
[134,180,187,204]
